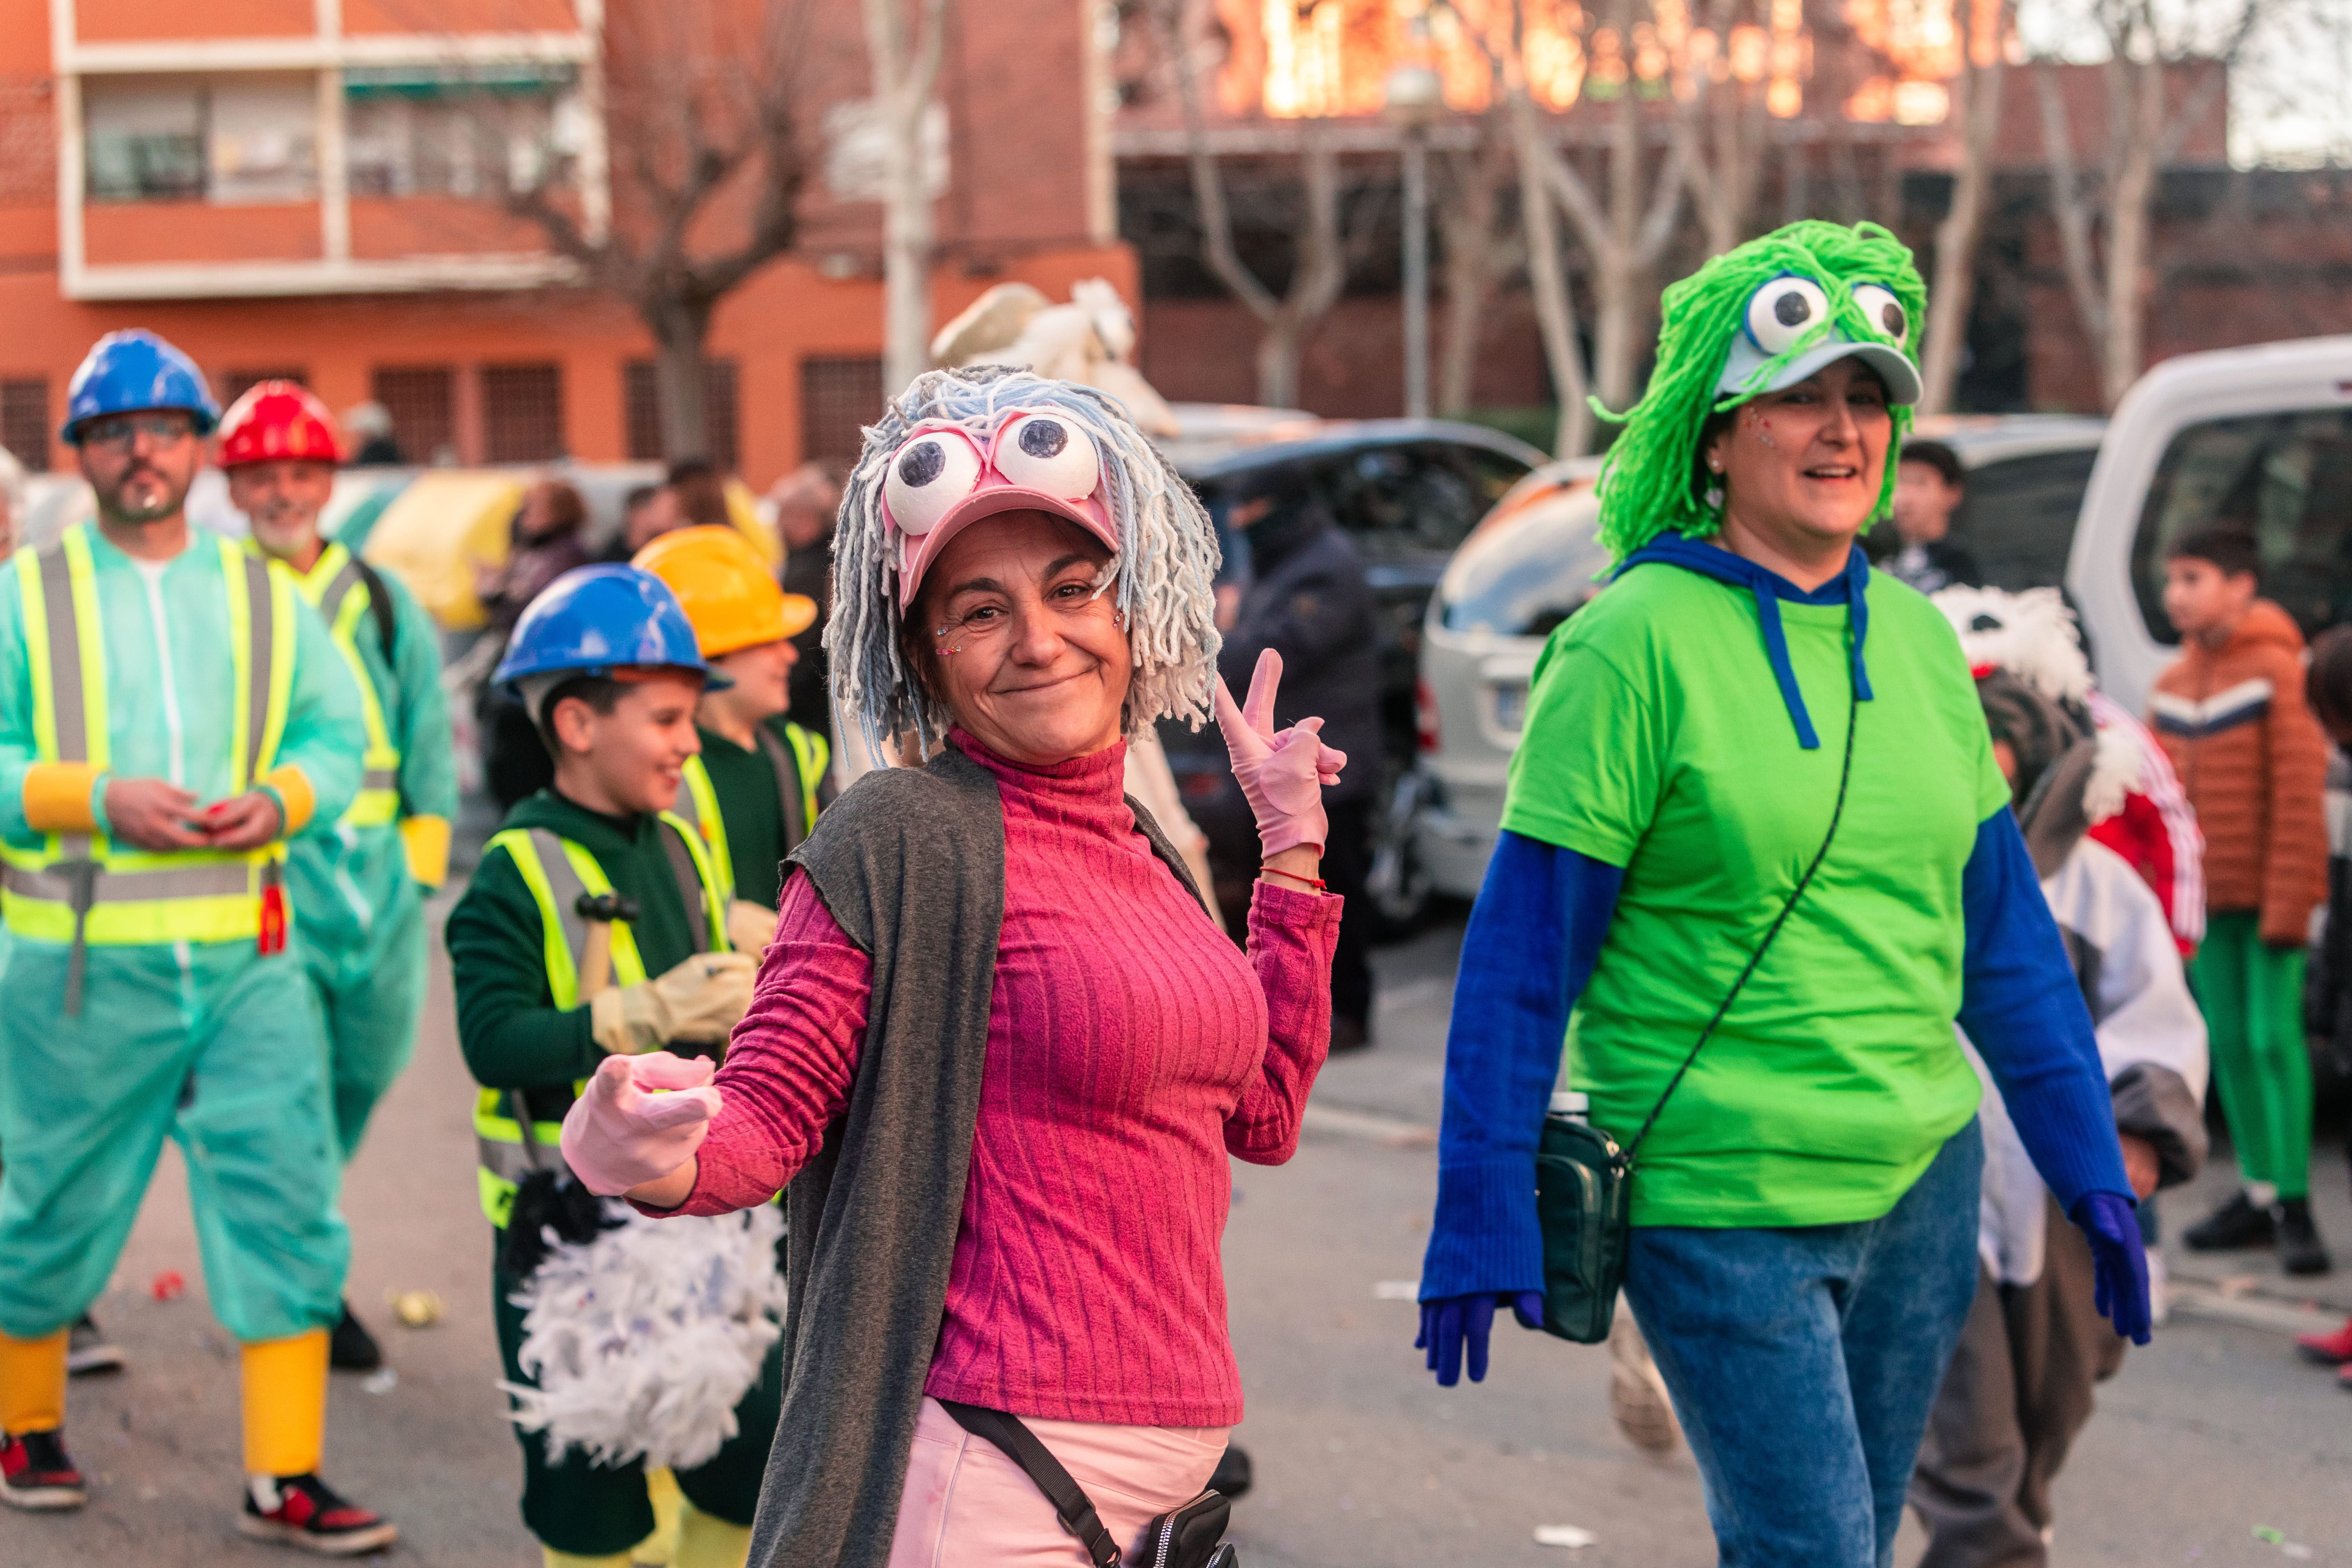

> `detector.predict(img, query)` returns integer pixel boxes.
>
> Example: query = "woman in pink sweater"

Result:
[559,370,1344,1568]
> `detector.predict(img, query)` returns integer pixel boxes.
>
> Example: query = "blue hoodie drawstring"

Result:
[1613,536,1874,750]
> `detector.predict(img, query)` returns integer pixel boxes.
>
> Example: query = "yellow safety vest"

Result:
[1,526,294,952]
[471,812,730,1228]
[290,543,401,829]
[678,720,828,907]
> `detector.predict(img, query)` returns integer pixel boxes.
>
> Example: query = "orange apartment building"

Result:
[0,0,1132,485]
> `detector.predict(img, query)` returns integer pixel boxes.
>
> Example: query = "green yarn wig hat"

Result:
[1594,219,1927,561]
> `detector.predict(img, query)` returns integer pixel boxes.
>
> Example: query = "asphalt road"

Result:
[6,909,2349,1567]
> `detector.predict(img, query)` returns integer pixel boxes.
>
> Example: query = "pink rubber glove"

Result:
[559,1051,723,1198]
[1213,649,1347,856]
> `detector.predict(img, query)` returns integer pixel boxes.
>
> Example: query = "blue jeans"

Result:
[1625,1125,1984,1567]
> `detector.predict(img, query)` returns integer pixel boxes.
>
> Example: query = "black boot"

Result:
[2276,1199,2334,1277]
[1208,1443,1252,1501]
[2183,1191,2276,1252]
[329,1301,383,1373]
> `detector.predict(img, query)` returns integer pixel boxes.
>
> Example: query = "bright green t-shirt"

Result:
[1501,562,2011,1227]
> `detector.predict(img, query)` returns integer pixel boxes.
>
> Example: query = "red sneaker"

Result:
[239,1472,399,1555]
[0,1428,88,1510]
[2295,1316,2352,1366]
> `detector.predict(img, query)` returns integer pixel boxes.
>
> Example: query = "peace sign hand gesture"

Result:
[1212,649,1347,857]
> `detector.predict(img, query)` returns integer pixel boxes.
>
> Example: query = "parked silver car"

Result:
[1414,417,2108,900]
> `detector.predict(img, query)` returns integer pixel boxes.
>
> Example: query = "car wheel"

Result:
[1365,770,1434,941]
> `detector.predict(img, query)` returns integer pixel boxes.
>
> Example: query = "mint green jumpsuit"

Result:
[281,543,457,1160]
[0,524,365,1343]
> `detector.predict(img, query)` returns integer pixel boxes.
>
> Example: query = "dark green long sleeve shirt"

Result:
[445,788,706,1096]
[695,717,834,910]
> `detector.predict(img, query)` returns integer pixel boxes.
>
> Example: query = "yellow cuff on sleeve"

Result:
[22,763,103,833]
[259,765,316,836]
[401,814,452,888]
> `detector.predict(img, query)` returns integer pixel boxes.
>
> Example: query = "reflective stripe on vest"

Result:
[295,544,401,829]
[679,720,830,907]
[470,813,730,1227]
[2,527,293,946]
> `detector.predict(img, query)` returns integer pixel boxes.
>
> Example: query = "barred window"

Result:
[371,366,456,465]
[800,356,883,466]
[1,379,49,472]
[221,367,307,406]
[623,358,740,472]
[481,363,564,464]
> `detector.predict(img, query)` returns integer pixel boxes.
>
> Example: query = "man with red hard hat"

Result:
[0,332,394,1553]
[218,381,457,1374]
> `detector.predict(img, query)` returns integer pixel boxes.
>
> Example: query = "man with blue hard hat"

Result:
[0,330,397,1553]
[445,565,770,1568]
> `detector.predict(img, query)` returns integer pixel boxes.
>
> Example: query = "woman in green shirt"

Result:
[1417,222,2150,1565]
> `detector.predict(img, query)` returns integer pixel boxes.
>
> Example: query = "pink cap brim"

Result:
[898,485,1119,608]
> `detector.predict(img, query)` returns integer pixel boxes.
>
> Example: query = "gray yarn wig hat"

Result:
[828,365,1223,760]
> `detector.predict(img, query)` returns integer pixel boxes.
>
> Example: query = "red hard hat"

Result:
[216,381,344,468]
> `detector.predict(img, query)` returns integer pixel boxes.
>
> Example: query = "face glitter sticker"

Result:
[1850,283,1908,343]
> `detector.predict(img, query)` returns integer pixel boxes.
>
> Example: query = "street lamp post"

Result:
[1384,52,1443,421]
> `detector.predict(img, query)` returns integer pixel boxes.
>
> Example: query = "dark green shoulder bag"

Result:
[1534,683,1858,1343]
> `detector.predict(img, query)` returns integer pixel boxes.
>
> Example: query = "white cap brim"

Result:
[1716,331,1922,406]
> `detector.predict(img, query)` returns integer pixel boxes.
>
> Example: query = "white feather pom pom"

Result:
[501,1204,786,1473]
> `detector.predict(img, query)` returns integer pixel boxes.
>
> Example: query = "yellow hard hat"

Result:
[633,525,817,657]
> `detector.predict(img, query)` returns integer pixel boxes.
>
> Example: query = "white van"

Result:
[2069,336,2352,713]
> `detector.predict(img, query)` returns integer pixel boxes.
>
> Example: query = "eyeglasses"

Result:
[78,413,196,452]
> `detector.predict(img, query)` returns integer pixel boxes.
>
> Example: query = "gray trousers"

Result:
[1909,1198,2129,1567]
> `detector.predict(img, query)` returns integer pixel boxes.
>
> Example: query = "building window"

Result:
[1,379,49,472]
[345,66,582,199]
[800,356,883,466]
[220,368,307,407]
[481,363,564,463]
[372,367,456,466]
[623,359,740,472]
[83,74,318,204]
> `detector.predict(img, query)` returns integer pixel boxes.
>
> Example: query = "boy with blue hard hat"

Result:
[221,379,459,1374]
[0,330,397,1553]
[446,565,773,1568]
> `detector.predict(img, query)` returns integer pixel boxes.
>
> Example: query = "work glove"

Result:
[1212,649,1347,857]
[588,951,757,1056]
[1416,1291,1546,1387]
[725,899,780,958]
[2073,1191,2152,1345]
[560,1051,722,1197]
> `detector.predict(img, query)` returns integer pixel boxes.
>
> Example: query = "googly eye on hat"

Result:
[878,407,1122,608]
[1716,273,1922,406]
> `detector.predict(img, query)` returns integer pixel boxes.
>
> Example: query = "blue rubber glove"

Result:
[1416,1292,1546,1386]
[2073,1191,2151,1345]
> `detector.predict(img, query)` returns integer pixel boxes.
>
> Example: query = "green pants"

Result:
[495,1248,781,1557]
[2190,911,2314,1199]
[0,940,348,1341]
[300,889,428,1161]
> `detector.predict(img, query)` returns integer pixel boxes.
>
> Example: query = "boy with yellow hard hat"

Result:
[634,526,833,951]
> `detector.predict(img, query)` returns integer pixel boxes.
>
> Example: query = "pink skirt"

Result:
[887,1396,1230,1567]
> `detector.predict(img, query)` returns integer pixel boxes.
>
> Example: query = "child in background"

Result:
[1911,671,2209,1564]
[2152,528,2331,1275]
[2294,626,2352,1383]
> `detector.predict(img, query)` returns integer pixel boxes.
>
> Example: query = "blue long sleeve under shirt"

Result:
[1419,814,2132,1302]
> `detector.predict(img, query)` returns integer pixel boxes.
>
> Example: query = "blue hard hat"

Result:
[493,565,733,691]
[61,330,221,444]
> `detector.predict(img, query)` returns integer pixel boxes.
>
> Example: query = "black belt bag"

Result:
[936,1400,1238,1568]
[1535,682,1857,1345]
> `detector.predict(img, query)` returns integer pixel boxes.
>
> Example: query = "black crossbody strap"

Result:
[936,1400,1122,1567]
[1623,679,1860,1163]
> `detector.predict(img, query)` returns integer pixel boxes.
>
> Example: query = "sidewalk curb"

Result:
[1299,1103,1438,1147]
[2166,1282,2340,1337]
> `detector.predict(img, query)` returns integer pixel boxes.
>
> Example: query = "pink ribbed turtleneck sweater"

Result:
[674,732,1341,1427]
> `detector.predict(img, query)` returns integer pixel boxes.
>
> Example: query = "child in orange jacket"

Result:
[2151,528,2330,1276]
